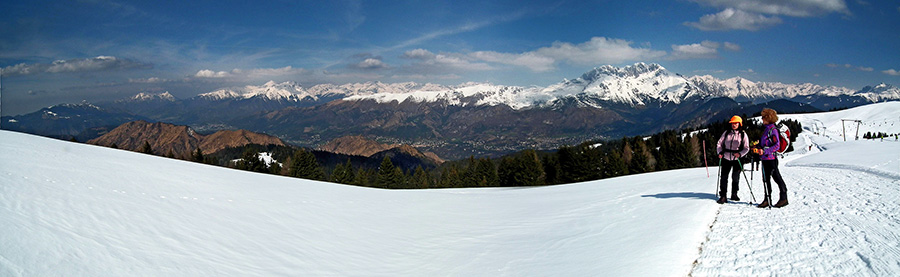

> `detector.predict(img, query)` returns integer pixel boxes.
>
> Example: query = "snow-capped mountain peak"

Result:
[198,81,310,101]
[129,92,176,102]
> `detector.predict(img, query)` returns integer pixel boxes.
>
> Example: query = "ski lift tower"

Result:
[841,119,863,141]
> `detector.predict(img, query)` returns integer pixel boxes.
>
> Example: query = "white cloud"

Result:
[1,56,151,76]
[391,73,461,80]
[670,42,720,59]
[686,1,850,32]
[128,77,167,83]
[685,8,783,31]
[195,69,235,78]
[401,49,437,60]
[688,0,851,17]
[669,40,740,60]
[883,69,900,76]
[401,49,493,72]
[356,58,389,69]
[724,42,742,51]
[470,51,556,72]
[534,37,667,66]
[194,66,308,79]
[245,66,309,77]
[466,37,666,72]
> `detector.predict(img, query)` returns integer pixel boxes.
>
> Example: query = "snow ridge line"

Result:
[688,206,722,277]
[786,162,900,180]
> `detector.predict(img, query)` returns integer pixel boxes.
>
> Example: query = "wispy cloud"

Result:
[882,69,900,76]
[401,49,494,72]
[669,41,741,60]
[685,0,850,31]
[386,9,531,52]
[827,63,874,72]
[688,0,851,17]
[471,37,666,72]
[1,56,152,76]
[684,8,783,31]
[194,66,309,79]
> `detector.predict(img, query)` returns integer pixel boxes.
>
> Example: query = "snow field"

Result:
[0,130,718,276]
[2,102,899,276]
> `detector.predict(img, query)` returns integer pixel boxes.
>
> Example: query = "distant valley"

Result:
[3,63,898,160]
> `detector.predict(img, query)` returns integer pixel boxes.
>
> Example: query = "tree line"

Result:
[107,116,802,189]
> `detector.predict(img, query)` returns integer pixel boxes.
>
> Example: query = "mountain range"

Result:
[3,63,898,159]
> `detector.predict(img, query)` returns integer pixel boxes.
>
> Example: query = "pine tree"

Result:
[604,150,627,177]
[411,165,431,189]
[269,161,283,175]
[377,156,402,188]
[288,149,325,181]
[498,150,544,187]
[439,165,463,188]
[352,168,372,187]
[629,140,651,174]
[542,154,561,185]
[474,158,498,187]
[558,145,600,183]
[331,159,355,184]
[236,149,268,173]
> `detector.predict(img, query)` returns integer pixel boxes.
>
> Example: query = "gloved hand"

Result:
[752,148,763,155]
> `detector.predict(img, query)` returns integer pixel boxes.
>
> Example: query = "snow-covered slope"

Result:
[2,103,899,276]
[778,101,900,143]
[0,130,717,276]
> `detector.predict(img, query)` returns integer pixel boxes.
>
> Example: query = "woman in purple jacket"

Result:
[753,108,789,208]
[716,115,749,204]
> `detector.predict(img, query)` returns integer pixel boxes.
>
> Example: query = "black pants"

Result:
[719,159,741,198]
[761,159,788,200]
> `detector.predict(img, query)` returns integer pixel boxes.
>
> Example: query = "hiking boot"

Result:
[730,194,740,201]
[774,198,789,208]
[757,199,770,208]
[717,196,727,204]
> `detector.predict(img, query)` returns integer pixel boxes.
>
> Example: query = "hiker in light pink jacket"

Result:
[715,115,749,204]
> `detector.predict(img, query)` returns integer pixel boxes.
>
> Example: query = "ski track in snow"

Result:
[692,164,900,276]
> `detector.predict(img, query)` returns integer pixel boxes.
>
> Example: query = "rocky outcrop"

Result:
[88,120,285,157]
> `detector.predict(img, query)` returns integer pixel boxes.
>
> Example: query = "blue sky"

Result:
[2,0,899,116]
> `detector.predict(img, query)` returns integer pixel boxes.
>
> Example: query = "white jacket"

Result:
[716,130,749,161]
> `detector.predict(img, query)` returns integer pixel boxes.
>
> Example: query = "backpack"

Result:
[771,124,791,153]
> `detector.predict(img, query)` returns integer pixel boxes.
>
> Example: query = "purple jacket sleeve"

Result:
[761,125,779,159]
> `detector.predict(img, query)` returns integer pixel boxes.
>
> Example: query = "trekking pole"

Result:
[703,141,709,178]
[737,159,756,204]
[715,157,722,199]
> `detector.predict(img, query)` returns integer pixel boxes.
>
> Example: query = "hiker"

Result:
[716,115,750,204]
[752,108,789,208]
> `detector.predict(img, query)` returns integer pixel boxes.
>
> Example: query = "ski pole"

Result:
[703,140,709,178]
[715,157,722,199]
[737,159,756,204]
